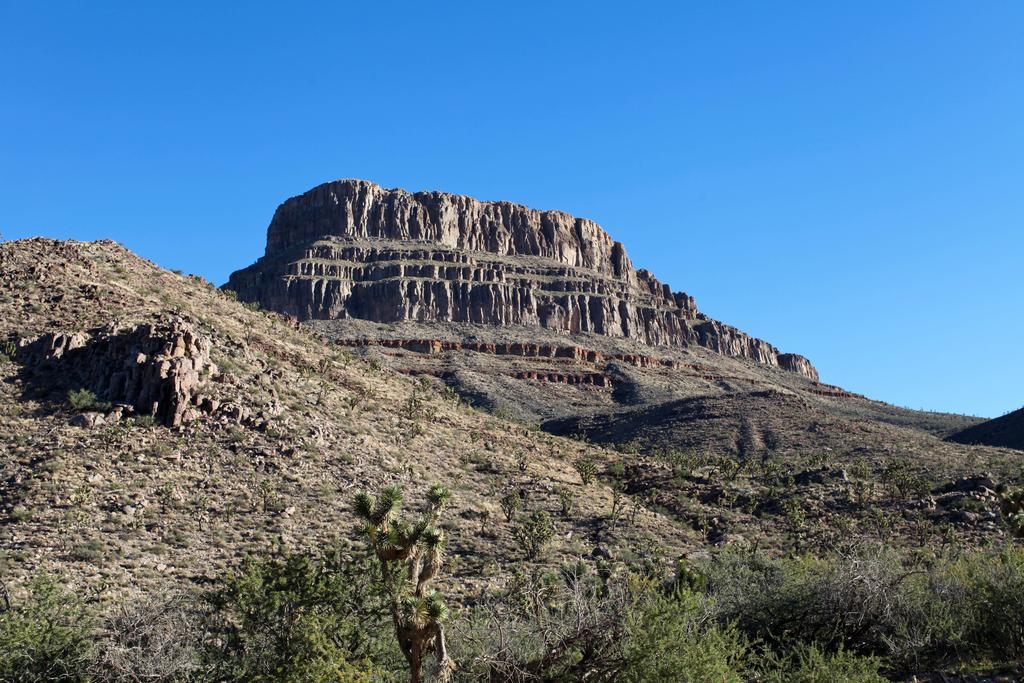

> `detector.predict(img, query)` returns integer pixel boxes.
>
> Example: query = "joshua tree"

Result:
[514,510,555,559]
[499,491,522,523]
[574,457,598,486]
[354,484,455,683]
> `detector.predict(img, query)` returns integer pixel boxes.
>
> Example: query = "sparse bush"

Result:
[702,545,1024,674]
[453,564,630,680]
[93,590,205,682]
[705,549,916,657]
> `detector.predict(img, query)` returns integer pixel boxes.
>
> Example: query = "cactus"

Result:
[514,510,555,559]
[998,485,1024,538]
[0,339,16,363]
[354,483,455,683]
[574,457,598,486]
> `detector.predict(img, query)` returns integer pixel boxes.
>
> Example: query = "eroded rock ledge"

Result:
[227,179,818,380]
[17,320,218,427]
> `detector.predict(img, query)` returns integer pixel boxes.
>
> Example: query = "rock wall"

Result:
[18,320,217,427]
[228,179,818,381]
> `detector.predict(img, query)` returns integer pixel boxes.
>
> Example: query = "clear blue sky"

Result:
[2,2,1021,418]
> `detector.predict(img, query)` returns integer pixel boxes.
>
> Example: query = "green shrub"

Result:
[10,506,31,523]
[759,643,886,683]
[620,586,749,682]
[0,339,16,363]
[67,388,100,412]
[499,491,522,523]
[0,576,95,682]
[923,546,1024,666]
[205,544,395,681]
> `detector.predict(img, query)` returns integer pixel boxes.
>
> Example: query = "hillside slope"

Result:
[948,406,1024,451]
[0,238,688,600]
[1,238,1018,608]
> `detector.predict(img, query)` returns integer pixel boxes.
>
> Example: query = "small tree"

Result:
[354,484,455,683]
[557,488,575,518]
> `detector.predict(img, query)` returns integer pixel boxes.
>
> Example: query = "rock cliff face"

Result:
[227,179,818,380]
[17,320,216,427]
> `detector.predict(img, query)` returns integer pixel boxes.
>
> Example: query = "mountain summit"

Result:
[227,179,817,380]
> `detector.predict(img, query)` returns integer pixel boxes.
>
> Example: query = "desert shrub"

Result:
[998,485,1024,537]
[453,564,630,680]
[619,586,749,682]
[513,511,555,559]
[0,576,95,682]
[92,590,205,682]
[758,643,886,683]
[702,545,1024,674]
[455,569,751,682]
[204,544,396,681]
[0,339,16,363]
[704,549,916,656]
[499,491,522,522]
[919,546,1024,667]
[67,388,101,412]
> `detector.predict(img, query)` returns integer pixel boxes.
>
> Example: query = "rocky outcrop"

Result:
[228,179,817,380]
[18,320,216,427]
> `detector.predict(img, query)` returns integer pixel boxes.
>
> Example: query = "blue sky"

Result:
[1,2,1021,418]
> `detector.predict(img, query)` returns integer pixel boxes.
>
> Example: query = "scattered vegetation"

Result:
[4,542,1023,680]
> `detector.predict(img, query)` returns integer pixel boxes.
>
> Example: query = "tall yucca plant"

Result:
[354,483,454,683]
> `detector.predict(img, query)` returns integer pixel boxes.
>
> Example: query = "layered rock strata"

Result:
[227,179,817,380]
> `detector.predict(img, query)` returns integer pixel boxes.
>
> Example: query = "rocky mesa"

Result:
[226,179,818,380]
